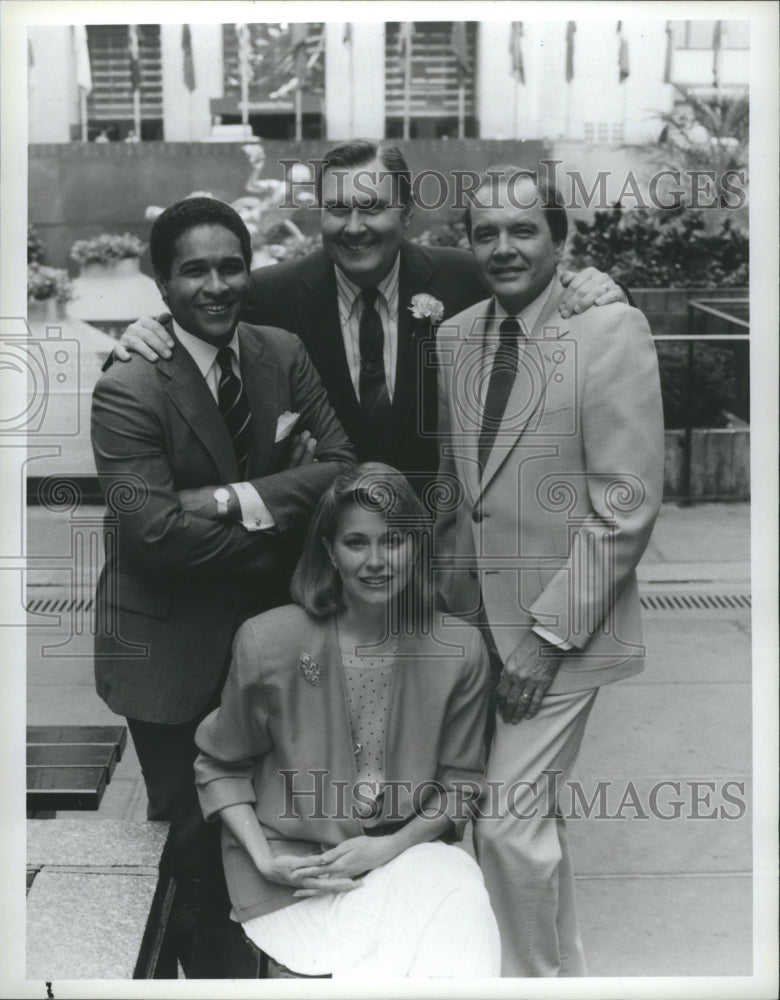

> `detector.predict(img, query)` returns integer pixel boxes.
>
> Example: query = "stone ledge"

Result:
[27,818,169,868]
[27,869,159,979]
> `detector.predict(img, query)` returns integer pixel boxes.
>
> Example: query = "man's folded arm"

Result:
[244,334,355,532]
[91,375,276,581]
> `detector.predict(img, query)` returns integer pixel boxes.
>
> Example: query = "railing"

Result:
[654,297,749,503]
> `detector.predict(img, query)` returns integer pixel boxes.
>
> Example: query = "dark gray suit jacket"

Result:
[243,241,487,489]
[91,323,354,724]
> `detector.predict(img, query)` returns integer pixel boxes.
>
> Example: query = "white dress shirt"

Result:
[482,279,573,652]
[334,254,400,402]
[173,320,273,532]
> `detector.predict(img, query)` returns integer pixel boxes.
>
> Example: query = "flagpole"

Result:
[346,24,354,136]
[80,90,88,142]
[134,89,141,140]
[457,81,465,139]
[295,87,303,141]
[402,24,412,140]
[621,82,627,140]
[240,59,249,127]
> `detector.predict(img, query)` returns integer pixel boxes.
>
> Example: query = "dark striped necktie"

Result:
[358,287,392,442]
[216,346,252,475]
[478,316,523,470]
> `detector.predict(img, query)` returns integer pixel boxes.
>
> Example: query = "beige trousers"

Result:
[474,687,598,977]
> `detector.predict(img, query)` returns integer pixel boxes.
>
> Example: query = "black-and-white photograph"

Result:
[1,1,777,996]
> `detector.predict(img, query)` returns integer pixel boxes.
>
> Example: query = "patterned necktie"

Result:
[478,317,522,470]
[216,346,252,475]
[358,287,392,437]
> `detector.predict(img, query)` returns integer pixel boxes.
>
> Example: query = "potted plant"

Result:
[69,232,146,279]
[27,263,74,321]
[68,231,164,330]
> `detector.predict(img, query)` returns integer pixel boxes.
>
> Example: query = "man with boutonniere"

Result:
[90,197,353,977]
[109,140,624,497]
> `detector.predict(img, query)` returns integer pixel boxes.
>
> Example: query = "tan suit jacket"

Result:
[435,276,664,693]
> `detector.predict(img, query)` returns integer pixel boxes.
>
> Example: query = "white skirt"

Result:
[241,841,501,978]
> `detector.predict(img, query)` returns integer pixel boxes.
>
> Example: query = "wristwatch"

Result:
[213,487,231,516]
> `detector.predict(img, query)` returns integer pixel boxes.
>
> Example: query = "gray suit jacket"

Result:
[91,323,354,723]
[435,277,664,693]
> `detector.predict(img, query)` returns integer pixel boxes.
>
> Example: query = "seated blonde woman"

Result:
[194,463,500,978]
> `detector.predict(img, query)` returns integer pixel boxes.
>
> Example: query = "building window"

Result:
[670,21,749,50]
[384,22,477,138]
[584,122,624,145]
[214,23,325,139]
[83,25,162,140]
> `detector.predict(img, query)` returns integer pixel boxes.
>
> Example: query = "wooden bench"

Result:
[26,725,127,816]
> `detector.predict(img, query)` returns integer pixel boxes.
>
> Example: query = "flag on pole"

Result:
[509,22,525,84]
[450,22,469,82]
[397,22,413,59]
[565,22,576,83]
[128,25,141,92]
[182,25,195,91]
[74,25,92,93]
[343,23,352,46]
[712,20,722,88]
[617,21,629,82]
[663,21,673,84]
[290,23,309,91]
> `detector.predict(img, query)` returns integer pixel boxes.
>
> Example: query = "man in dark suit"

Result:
[91,197,353,975]
[113,140,624,494]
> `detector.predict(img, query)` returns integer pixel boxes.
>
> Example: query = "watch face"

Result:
[214,488,230,502]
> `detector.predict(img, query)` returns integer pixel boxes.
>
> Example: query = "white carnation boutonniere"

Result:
[409,293,445,325]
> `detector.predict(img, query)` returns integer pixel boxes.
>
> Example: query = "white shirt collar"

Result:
[493,273,559,337]
[172,319,240,379]
[334,253,401,323]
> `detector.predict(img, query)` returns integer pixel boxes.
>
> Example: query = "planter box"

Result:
[663,428,750,501]
[68,257,164,331]
[632,288,749,335]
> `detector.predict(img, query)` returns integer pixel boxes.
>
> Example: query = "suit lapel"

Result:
[450,301,492,503]
[391,241,438,440]
[237,325,278,476]
[158,327,238,483]
[480,279,569,492]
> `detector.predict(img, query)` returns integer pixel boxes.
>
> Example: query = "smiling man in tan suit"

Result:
[434,167,664,976]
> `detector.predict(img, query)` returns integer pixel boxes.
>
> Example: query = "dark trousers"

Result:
[128,705,231,977]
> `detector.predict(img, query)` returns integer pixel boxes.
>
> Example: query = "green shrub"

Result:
[566,206,748,289]
[28,225,45,265]
[70,232,146,267]
[411,221,471,250]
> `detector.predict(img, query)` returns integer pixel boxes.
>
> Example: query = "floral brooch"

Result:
[409,293,445,325]
[299,652,325,687]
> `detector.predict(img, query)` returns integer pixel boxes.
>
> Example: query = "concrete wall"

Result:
[664,429,750,500]
[28,138,550,271]
[28,26,77,143]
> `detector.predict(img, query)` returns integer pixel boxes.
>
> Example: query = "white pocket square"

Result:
[275,411,300,443]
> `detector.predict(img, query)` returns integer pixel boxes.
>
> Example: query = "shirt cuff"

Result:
[533,624,574,651]
[230,481,276,532]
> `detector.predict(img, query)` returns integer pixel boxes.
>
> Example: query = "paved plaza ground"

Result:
[24,500,760,979]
